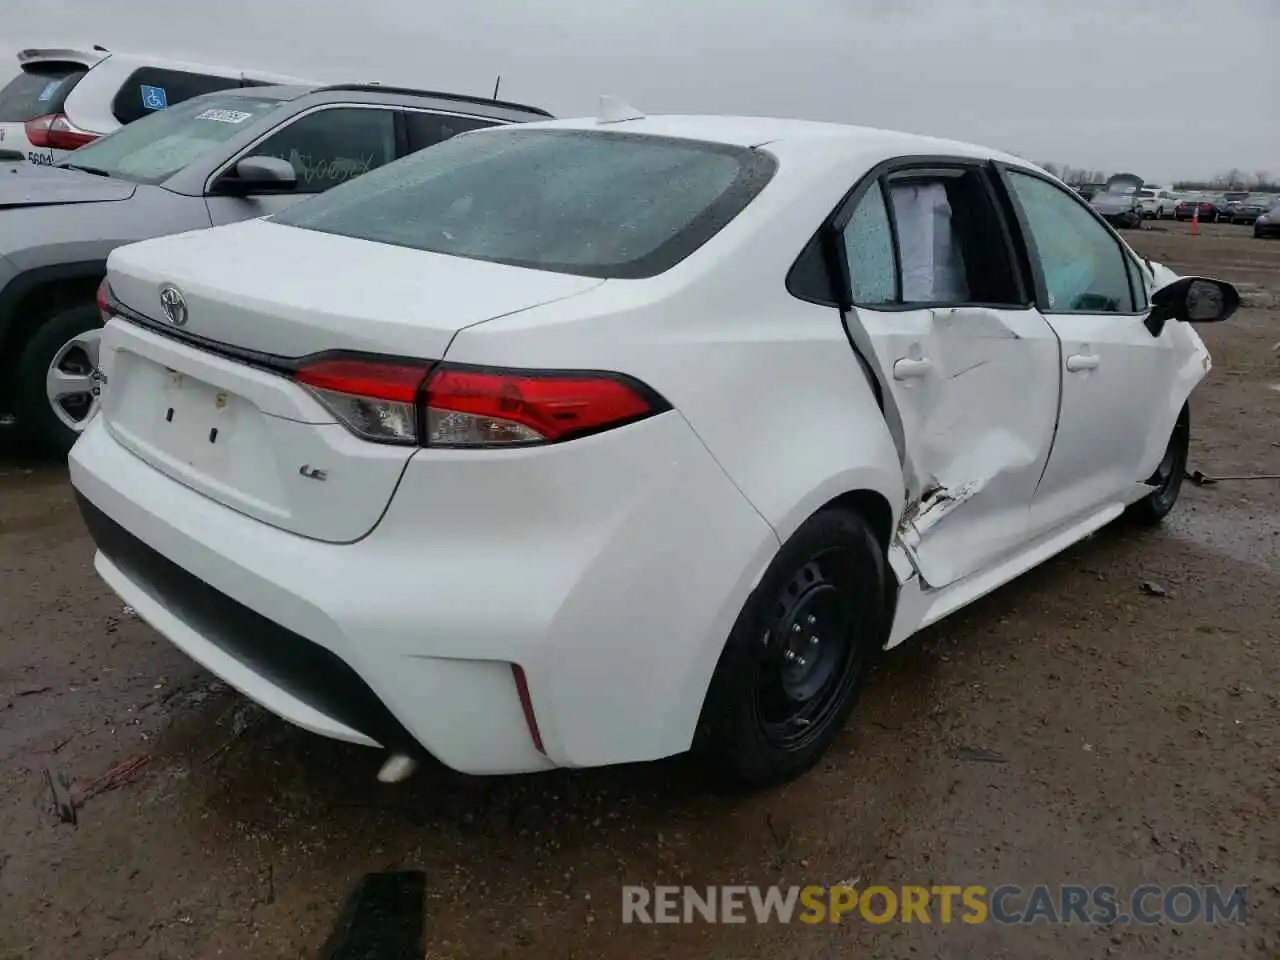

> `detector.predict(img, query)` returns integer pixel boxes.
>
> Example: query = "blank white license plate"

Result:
[152,369,238,473]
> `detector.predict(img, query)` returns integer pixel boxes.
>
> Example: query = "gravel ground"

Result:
[0,220,1276,959]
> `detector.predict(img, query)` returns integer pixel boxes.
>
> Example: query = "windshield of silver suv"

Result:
[57,93,285,184]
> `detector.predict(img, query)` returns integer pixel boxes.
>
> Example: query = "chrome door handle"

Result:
[1065,353,1099,372]
[893,357,933,380]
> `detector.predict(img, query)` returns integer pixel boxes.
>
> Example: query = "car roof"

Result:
[504,114,1029,165]
[222,82,553,121]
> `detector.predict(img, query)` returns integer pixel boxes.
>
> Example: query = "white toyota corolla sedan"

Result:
[69,107,1238,787]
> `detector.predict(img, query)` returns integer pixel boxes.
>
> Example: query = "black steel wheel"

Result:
[696,507,888,788]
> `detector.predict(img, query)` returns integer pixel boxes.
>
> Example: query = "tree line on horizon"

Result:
[1034,162,1278,193]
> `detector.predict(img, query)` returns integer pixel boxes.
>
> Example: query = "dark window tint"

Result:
[0,63,87,122]
[404,111,499,154]
[240,107,397,194]
[111,68,243,125]
[274,128,776,279]
[1006,170,1136,313]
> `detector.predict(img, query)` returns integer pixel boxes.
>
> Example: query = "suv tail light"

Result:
[96,278,114,324]
[294,356,668,448]
[25,113,98,150]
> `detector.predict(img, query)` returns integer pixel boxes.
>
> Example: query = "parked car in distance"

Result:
[1137,187,1176,219]
[1090,185,1144,228]
[1223,195,1269,224]
[71,109,1238,788]
[1175,198,1222,222]
[0,45,312,167]
[1254,201,1280,238]
[0,83,553,452]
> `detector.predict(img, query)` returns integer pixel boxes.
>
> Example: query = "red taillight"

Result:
[424,365,658,446]
[511,664,545,755]
[292,356,665,448]
[294,359,431,445]
[96,278,113,324]
[25,113,98,150]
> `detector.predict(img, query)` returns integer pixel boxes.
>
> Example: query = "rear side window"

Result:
[111,68,243,124]
[274,128,777,279]
[0,63,87,122]
[403,111,499,154]
[239,106,398,193]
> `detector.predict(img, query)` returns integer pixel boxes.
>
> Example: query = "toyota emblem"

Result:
[158,284,188,327]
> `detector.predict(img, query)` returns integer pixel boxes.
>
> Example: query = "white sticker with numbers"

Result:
[195,108,254,124]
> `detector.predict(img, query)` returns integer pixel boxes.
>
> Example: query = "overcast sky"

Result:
[6,0,1276,182]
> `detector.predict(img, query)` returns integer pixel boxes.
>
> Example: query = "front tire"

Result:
[14,303,104,456]
[1127,404,1190,526]
[695,508,888,788]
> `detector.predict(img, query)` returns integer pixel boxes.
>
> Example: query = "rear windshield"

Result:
[273,128,777,279]
[0,63,87,122]
[59,92,284,184]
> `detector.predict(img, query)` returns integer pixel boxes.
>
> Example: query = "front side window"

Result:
[239,107,398,193]
[59,93,283,184]
[1005,170,1136,313]
[273,128,776,279]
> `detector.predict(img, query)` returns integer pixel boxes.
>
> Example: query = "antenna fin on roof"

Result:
[597,95,644,124]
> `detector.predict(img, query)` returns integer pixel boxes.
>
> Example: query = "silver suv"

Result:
[0,82,553,452]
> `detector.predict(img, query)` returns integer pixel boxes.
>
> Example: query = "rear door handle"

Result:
[893,357,933,380]
[1065,353,1099,372]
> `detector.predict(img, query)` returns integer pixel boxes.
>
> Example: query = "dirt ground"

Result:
[1,220,1277,960]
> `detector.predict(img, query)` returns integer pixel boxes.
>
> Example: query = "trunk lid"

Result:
[101,218,605,542]
[108,218,604,358]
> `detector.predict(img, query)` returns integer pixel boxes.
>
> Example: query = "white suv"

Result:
[0,45,310,166]
[1137,187,1177,220]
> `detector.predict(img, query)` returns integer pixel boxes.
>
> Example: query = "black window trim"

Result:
[786,154,1035,313]
[990,161,1150,318]
[202,101,401,196]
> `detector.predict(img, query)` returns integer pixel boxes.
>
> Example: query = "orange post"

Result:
[1190,206,1199,236]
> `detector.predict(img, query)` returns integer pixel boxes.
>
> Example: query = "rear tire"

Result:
[1127,404,1190,526]
[14,303,104,456]
[695,508,888,788]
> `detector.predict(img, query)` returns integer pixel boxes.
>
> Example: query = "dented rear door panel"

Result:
[847,303,1061,588]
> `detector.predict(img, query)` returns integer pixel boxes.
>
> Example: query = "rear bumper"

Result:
[69,407,778,774]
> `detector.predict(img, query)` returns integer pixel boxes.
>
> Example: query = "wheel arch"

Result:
[0,261,106,375]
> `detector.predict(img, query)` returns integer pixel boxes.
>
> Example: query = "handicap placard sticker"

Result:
[140,84,169,110]
[37,80,62,102]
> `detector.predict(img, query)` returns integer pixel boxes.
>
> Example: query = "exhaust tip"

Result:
[376,753,419,784]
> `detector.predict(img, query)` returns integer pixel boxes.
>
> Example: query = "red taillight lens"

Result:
[25,113,98,150]
[292,356,665,447]
[424,365,657,447]
[96,278,113,324]
[295,359,431,445]
[511,664,545,755]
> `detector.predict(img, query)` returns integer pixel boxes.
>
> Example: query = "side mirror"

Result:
[1145,276,1239,336]
[214,155,297,196]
